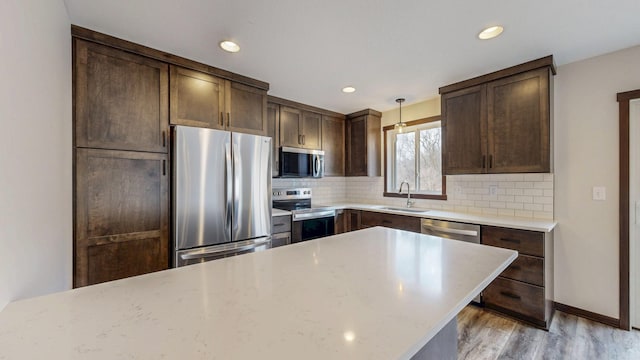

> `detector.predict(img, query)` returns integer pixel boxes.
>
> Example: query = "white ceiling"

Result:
[63,0,640,114]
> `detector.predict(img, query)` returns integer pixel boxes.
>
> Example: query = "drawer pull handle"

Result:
[382,220,392,224]
[500,291,521,300]
[501,238,521,244]
[274,223,285,227]
[510,265,521,271]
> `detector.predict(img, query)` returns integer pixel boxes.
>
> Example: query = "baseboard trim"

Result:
[554,302,620,328]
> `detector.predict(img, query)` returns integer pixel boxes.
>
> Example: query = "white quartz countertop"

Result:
[321,203,556,232]
[0,227,516,360]
[272,208,291,216]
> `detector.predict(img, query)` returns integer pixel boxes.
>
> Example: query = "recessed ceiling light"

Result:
[220,40,240,53]
[478,26,504,40]
[342,86,356,93]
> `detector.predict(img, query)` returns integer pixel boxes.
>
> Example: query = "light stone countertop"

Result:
[320,203,557,232]
[0,227,516,360]
[272,208,291,216]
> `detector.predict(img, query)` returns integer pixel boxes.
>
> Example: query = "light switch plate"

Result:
[593,186,606,201]
[489,185,498,196]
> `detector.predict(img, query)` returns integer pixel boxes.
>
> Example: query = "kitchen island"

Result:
[0,227,516,359]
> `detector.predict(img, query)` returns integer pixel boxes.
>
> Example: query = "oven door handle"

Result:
[293,210,336,221]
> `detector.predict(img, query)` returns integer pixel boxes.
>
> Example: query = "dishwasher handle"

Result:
[422,224,478,237]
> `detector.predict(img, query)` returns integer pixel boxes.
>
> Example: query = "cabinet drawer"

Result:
[482,226,543,257]
[272,215,291,233]
[500,254,544,286]
[271,232,290,248]
[360,211,421,233]
[484,277,544,321]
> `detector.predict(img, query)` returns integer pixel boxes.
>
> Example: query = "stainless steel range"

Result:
[272,188,335,243]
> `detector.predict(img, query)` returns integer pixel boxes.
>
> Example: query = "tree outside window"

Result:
[385,119,445,199]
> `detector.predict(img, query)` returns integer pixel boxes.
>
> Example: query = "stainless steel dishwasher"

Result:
[421,218,482,303]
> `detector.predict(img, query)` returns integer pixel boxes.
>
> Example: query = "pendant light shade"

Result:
[394,98,406,133]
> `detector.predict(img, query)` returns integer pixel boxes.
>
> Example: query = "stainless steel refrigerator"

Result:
[173,125,272,267]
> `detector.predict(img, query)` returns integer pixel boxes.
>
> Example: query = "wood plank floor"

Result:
[457,306,640,359]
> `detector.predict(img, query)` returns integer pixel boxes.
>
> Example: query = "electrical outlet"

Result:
[489,185,498,196]
[592,186,606,201]
[454,186,462,195]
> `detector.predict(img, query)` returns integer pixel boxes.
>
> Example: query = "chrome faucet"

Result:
[398,181,415,208]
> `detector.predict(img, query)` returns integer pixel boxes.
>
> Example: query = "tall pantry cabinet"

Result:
[72,26,271,287]
[73,39,170,287]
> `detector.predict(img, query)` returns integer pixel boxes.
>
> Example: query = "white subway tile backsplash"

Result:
[506,188,524,196]
[515,210,534,218]
[507,202,525,210]
[515,195,534,203]
[498,209,516,217]
[523,189,544,197]
[515,182,534,189]
[327,173,554,220]
[524,203,544,211]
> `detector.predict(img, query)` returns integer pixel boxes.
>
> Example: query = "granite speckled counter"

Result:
[0,227,516,360]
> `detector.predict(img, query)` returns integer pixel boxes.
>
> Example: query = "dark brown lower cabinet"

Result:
[481,225,554,329]
[334,210,346,234]
[359,211,421,233]
[74,148,169,287]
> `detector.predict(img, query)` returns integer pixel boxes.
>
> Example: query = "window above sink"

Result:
[383,115,447,201]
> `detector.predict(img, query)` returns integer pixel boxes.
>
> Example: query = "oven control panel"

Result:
[273,188,312,200]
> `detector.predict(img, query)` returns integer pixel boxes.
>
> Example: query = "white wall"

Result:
[554,45,640,319]
[0,0,72,310]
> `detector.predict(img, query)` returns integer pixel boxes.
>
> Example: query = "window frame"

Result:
[383,115,447,200]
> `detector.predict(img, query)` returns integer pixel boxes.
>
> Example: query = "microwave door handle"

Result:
[314,156,320,177]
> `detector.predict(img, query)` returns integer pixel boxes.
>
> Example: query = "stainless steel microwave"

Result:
[279,147,324,178]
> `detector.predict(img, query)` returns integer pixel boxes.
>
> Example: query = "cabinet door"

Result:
[169,65,225,130]
[227,81,268,136]
[301,111,322,149]
[334,210,346,234]
[321,115,345,176]
[267,103,280,176]
[487,68,551,173]
[280,106,302,147]
[75,39,168,153]
[346,116,368,176]
[75,148,169,287]
[441,85,487,174]
[359,211,421,232]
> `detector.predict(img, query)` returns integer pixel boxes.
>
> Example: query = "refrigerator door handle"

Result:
[179,237,271,260]
[225,142,233,242]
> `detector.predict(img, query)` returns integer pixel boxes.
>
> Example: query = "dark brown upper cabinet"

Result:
[278,106,321,150]
[321,115,345,176]
[169,65,225,130]
[74,148,169,287]
[441,85,487,174]
[170,65,267,136]
[267,102,280,177]
[227,81,268,136]
[279,106,303,148]
[74,39,169,153]
[440,56,555,175]
[346,109,381,176]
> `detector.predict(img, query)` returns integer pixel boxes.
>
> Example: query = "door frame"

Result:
[618,89,640,330]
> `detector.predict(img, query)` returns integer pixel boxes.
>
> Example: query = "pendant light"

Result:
[394,98,406,133]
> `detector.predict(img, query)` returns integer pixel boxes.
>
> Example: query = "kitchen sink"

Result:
[379,207,429,213]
